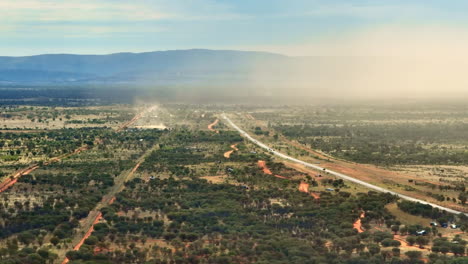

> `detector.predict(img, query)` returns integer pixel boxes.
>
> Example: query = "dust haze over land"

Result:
[245,25,468,101]
[2,25,468,103]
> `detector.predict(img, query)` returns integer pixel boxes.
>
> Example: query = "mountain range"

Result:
[0,49,301,85]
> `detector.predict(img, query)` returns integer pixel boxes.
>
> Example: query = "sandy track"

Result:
[257,160,289,180]
[353,212,365,233]
[298,182,309,193]
[298,182,320,199]
[258,160,273,175]
[116,106,158,132]
[74,213,102,251]
[223,114,468,216]
[60,161,143,264]
[61,212,103,264]
[223,144,239,158]
[208,119,219,133]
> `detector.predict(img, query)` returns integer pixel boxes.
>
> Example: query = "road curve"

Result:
[222,114,466,216]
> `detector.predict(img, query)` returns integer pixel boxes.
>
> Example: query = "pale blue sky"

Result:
[2,0,468,56]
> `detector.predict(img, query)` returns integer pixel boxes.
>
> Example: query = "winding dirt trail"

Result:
[257,160,289,180]
[353,212,365,233]
[224,144,239,158]
[208,119,219,133]
[298,182,320,199]
[258,160,273,174]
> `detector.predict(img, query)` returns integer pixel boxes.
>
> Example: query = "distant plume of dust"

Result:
[249,25,468,100]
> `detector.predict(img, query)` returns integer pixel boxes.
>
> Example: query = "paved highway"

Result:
[222,114,466,216]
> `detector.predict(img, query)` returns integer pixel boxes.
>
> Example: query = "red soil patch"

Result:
[353,212,365,233]
[108,197,116,205]
[231,144,239,151]
[93,246,110,255]
[131,162,141,174]
[258,160,289,180]
[258,160,273,175]
[208,119,219,133]
[116,211,126,216]
[224,144,239,159]
[224,150,234,158]
[298,182,321,199]
[310,192,321,199]
[298,182,309,193]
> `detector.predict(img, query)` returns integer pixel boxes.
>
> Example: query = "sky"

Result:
[2,0,468,56]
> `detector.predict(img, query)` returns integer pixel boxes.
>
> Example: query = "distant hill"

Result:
[2,49,463,100]
[0,49,295,85]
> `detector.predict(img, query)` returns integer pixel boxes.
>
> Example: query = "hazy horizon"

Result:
[2,1,468,100]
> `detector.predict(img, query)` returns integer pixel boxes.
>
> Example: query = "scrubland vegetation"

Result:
[0,101,468,263]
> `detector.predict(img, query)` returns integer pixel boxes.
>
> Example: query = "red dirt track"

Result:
[257,160,289,180]
[353,212,365,233]
[0,179,17,193]
[224,144,239,158]
[258,160,273,174]
[74,213,102,250]
[116,106,157,132]
[208,119,219,133]
[298,182,309,193]
[61,213,103,264]
[0,145,88,194]
[298,182,320,199]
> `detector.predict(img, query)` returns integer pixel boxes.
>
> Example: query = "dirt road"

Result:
[298,182,320,199]
[58,147,154,263]
[208,119,219,133]
[223,144,239,158]
[353,212,365,233]
[116,105,158,132]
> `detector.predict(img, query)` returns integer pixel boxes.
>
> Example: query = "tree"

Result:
[391,247,400,257]
[368,244,380,256]
[416,236,429,248]
[459,192,467,205]
[406,236,416,246]
[50,237,60,246]
[405,251,422,261]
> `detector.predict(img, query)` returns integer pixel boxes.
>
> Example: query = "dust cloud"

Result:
[248,25,468,100]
